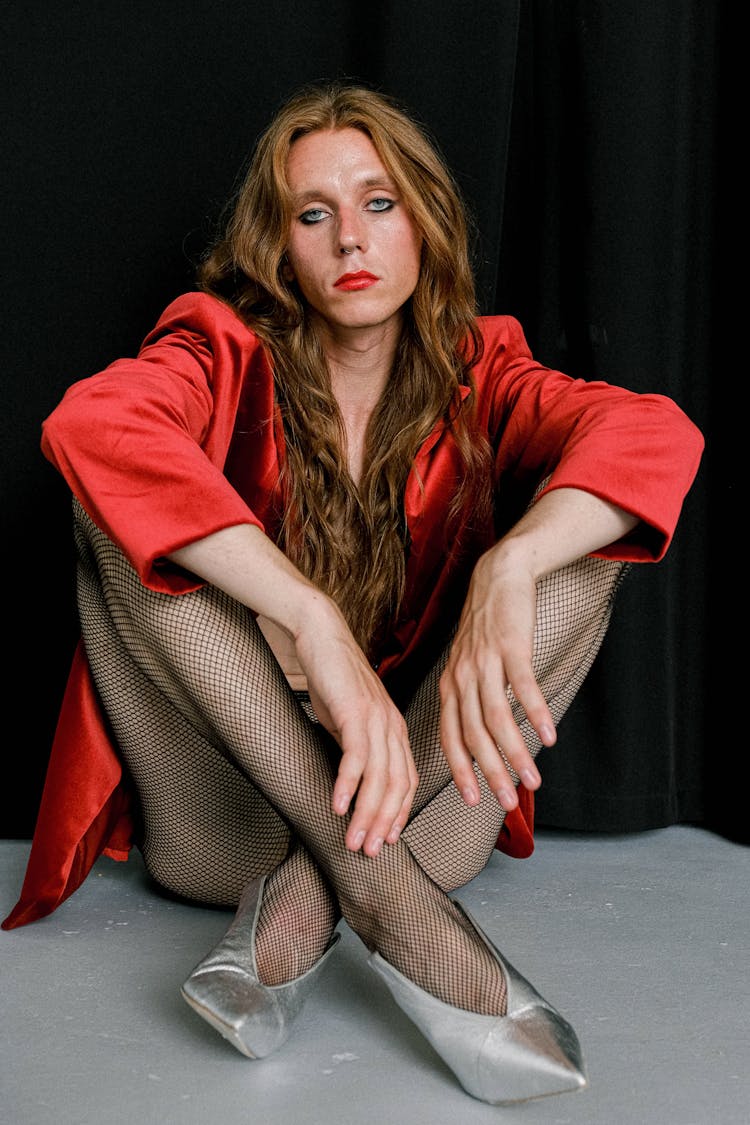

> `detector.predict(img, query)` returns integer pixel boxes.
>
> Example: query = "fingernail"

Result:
[495,787,517,809]
[520,767,540,788]
[540,723,556,743]
[334,792,350,814]
[462,786,480,806]
[368,837,384,857]
[352,830,365,849]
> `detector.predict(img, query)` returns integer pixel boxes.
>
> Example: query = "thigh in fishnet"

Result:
[73,500,338,981]
[401,554,629,891]
[72,501,509,1014]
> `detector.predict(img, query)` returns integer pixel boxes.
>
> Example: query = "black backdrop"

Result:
[3,3,736,844]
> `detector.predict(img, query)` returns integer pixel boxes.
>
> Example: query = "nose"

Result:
[337,208,367,255]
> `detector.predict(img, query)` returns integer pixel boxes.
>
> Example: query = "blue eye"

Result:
[367,198,395,212]
[299,208,327,225]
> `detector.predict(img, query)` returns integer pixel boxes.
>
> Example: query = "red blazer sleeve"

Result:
[39,292,272,594]
[478,316,705,561]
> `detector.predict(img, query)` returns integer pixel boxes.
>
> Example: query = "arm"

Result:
[439,487,639,811]
[42,295,415,857]
[168,524,418,858]
[481,316,705,561]
[40,293,270,593]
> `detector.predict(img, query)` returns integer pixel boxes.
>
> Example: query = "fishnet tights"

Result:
[72,498,627,1015]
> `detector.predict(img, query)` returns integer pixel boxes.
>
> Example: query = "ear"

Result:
[281,256,295,282]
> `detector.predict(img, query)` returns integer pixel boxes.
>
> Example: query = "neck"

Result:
[315,316,401,408]
[313,320,403,487]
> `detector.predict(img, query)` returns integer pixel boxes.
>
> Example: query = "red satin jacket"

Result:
[2,292,704,929]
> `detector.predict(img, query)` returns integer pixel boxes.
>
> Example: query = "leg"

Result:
[402,552,629,891]
[73,499,339,983]
[73,499,623,1102]
[366,553,626,1102]
[72,499,510,1017]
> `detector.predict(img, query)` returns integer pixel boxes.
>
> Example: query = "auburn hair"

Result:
[198,82,491,657]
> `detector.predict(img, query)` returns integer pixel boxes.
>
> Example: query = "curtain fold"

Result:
[496,2,715,835]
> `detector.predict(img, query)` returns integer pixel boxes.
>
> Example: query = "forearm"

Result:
[491,486,639,581]
[167,523,338,643]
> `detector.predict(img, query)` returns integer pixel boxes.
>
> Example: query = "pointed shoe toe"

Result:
[181,875,340,1059]
[474,992,587,1103]
[368,901,586,1105]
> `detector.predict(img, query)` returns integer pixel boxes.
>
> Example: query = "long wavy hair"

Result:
[198,82,491,657]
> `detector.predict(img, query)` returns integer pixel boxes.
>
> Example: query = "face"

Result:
[284,127,422,339]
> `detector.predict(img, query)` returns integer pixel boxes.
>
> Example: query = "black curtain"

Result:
[2,3,734,843]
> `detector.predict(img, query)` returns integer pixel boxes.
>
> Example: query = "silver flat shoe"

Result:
[181,874,340,1058]
[368,900,587,1104]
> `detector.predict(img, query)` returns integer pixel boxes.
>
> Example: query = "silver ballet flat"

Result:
[181,875,340,1058]
[368,900,587,1104]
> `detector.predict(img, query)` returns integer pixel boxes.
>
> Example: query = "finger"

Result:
[506,662,557,748]
[443,697,519,811]
[356,729,417,856]
[465,733,520,812]
[385,761,419,843]
[444,669,522,811]
[467,643,549,773]
[334,705,413,849]
[332,736,367,818]
[438,687,481,806]
[475,679,543,792]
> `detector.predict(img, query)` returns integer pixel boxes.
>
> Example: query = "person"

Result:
[3,81,703,1105]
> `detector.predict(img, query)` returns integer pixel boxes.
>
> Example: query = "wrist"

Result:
[483,535,543,585]
[287,585,347,646]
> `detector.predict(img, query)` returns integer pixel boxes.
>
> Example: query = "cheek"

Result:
[283,241,314,289]
[400,230,423,288]
[284,227,312,284]
[399,217,423,265]
[283,253,323,306]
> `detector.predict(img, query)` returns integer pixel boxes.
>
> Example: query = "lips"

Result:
[333,270,379,291]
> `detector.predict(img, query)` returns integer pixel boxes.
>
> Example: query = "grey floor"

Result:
[1,825,748,1125]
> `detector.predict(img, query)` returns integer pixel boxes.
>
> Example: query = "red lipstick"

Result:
[334,270,378,291]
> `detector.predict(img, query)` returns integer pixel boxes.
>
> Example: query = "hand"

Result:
[167,523,418,858]
[294,602,419,857]
[439,544,556,812]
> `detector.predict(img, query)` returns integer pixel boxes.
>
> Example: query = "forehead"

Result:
[286,127,392,192]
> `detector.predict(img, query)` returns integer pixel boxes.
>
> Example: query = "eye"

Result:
[298,207,328,225]
[366,197,395,213]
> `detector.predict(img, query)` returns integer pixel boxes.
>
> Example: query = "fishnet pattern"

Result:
[75,505,339,983]
[73,501,507,1011]
[72,498,626,1012]
[401,553,629,889]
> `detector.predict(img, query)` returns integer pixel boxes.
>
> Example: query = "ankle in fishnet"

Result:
[253,842,340,986]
